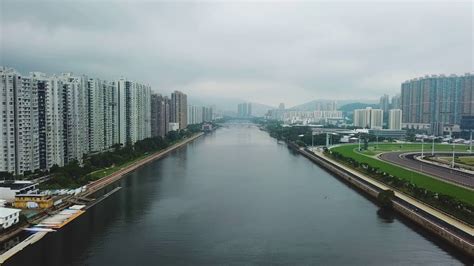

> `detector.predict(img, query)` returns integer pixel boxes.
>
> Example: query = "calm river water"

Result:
[6,123,469,265]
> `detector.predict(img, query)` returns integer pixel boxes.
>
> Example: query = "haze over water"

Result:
[6,123,467,265]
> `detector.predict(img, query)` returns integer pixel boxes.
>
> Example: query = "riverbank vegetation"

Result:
[262,121,341,147]
[329,145,473,225]
[40,124,206,189]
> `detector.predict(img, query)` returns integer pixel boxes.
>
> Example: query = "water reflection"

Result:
[377,208,395,223]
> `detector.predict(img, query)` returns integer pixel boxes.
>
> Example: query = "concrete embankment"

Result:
[0,232,47,264]
[287,143,474,257]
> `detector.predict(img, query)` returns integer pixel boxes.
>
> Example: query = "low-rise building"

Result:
[0,181,39,202]
[169,122,179,131]
[368,129,407,139]
[202,123,213,132]
[0,207,20,229]
[13,194,54,209]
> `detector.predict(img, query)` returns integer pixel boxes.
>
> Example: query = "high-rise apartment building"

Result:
[379,94,390,113]
[187,105,213,125]
[61,73,89,164]
[42,75,65,169]
[133,83,151,143]
[117,79,151,144]
[103,81,120,149]
[171,91,187,129]
[353,107,383,129]
[163,96,170,133]
[187,105,203,125]
[390,94,401,109]
[87,78,106,152]
[401,74,473,131]
[388,109,402,130]
[1,67,152,174]
[202,106,213,122]
[0,68,40,174]
[151,94,170,137]
[237,103,252,117]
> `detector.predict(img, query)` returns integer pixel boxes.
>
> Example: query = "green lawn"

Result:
[331,144,474,206]
[360,143,469,156]
[439,156,474,167]
[86,139,183,180]
[87,154,149,180]
[457,156,474,166]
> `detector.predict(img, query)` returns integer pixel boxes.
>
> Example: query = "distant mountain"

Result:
[290,99,378,111]
[338,102,380,114]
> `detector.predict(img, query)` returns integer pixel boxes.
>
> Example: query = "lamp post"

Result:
[421,137,424,158]
[358,133,361,151]
[470,130,473,154]
[326,132,330,148]
[431,136,435,156]
[452,141,455,168]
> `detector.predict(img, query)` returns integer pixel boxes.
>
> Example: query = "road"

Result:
[379,152,474,188]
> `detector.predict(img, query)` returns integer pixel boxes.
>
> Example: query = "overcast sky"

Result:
[1,0,472,107]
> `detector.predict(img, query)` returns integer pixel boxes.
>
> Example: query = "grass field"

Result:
[87,154,149,180]
[360,143,469,156]
[457,157,474,166]
[331,144,474,206]
[438,156,474,167]
[86,139,183,180]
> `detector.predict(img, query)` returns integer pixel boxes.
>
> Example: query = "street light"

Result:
[358,133,361,151]
[326,132,330,148]
[431,136,435,156]
[452,141,455,168]
[421,137,424,158]
[470,130,473,154]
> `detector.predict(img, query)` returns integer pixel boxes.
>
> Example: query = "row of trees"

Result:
[328,150,474,225]
[41,125,205,189]
[260,120,393,148]
[263,121,340,147]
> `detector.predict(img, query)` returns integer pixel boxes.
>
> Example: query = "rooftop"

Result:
[0,181,36,190]
[0,207,20,218]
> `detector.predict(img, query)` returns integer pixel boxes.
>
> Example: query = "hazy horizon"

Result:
[1,0,472,106]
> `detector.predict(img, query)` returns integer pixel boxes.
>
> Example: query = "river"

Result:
[6,123,469,265]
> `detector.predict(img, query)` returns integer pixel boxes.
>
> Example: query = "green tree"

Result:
[377,189,395,209]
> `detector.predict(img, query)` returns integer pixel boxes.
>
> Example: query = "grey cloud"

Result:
[1,0,471,107]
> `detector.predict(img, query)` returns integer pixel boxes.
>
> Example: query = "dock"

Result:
[0,232,47,264]
[35,205,85,229]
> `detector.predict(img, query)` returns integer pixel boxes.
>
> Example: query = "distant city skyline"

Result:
[1,1,471,106]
